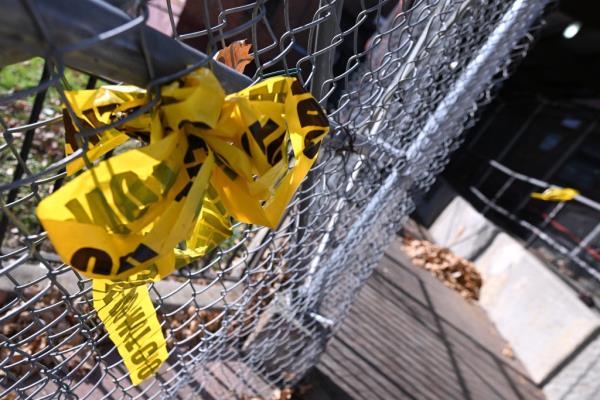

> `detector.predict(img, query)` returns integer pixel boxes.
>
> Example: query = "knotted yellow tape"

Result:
[35,68,329,384]
[531,187,579,202]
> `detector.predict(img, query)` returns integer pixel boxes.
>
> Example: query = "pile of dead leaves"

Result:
[402,237,482,301]
[0,286,100,381]
[242,387,293,400]
[0,282,228,383]
[165,304,223,347]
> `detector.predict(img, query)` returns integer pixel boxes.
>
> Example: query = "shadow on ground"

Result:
[298,238,545,400]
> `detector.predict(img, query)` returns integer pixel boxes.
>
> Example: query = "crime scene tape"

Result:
[93,273,168,384]
[35,68,330,384]
[531,187,579,202]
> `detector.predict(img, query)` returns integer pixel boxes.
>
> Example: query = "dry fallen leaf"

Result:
[271,388,293,400]
[402,237,482,301]
[502,344,515,359]
[214,40,254,73]
[0,285,99,380]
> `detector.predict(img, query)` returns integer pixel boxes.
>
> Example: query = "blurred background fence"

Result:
[469,160,600,305]
[0,0,550,398]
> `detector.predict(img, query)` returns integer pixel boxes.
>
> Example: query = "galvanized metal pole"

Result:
[312,0,551,316]
[0,0,251,93]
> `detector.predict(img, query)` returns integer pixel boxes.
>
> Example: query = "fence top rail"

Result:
[488,159,600,213]
[0,0,549,398]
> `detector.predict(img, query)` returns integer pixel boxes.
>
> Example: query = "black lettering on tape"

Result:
[116,306,145,337]
[65,199,93,224]
[248,80,287,103]
[296,98,328,129]
[137,358,162,380]
[86,188,130,234]
[249,119,279,154]
[152,162,177,195]
[175,182,193,202]
[131,244,158,262]
[186,164,201,178]
[71,247,112,275]
[117,244,159,275]
[290,80,305,95]
[63,110,90,152]
[125,325,151,352]
[110,172,157,222]
[184,135,208,163]
[64,103,115,134]
[131,341,158,365]
[241,133,251,156]
[266,134,285,165]
[106,291,138,317]
[214,153,239,181]
[66,191,130,234]
[303,129,326,159]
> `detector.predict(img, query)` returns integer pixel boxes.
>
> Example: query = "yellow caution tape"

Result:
[35,68,329,384]
[37,68,329,281]
[62,85,146,176]
[531,187,579,202]
[93,272,168,385]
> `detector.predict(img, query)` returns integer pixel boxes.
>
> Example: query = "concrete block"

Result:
[476,233,600,384]
[1,262,244,311]
[430,196,498,260]
[0,262,89,295]
[0,262,47,292]
[544,333,600,400]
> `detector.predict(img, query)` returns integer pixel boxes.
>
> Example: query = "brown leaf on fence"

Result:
[214,40,254,73]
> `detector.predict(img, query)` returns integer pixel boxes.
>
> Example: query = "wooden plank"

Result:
[303,237,545,400]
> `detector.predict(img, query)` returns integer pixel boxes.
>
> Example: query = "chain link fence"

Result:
[0,0,549,398]
[469,159,600,306]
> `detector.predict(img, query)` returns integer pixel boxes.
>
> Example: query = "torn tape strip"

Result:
[93,275,168,385]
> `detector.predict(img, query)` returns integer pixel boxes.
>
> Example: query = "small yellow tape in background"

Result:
[531,187,579,202]
[35,68,330,384]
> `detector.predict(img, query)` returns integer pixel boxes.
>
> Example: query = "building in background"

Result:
[421,0,600,306]
[414,2,600,397]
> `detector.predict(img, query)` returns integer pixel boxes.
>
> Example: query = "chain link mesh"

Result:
[0,0,548,398]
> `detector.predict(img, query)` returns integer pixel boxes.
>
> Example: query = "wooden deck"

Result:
[300,237,545,400]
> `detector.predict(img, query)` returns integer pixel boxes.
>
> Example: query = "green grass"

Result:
[0,57,103,133]
[0,57,99,97]
[0,58,46,93]
[0,57,98,235]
